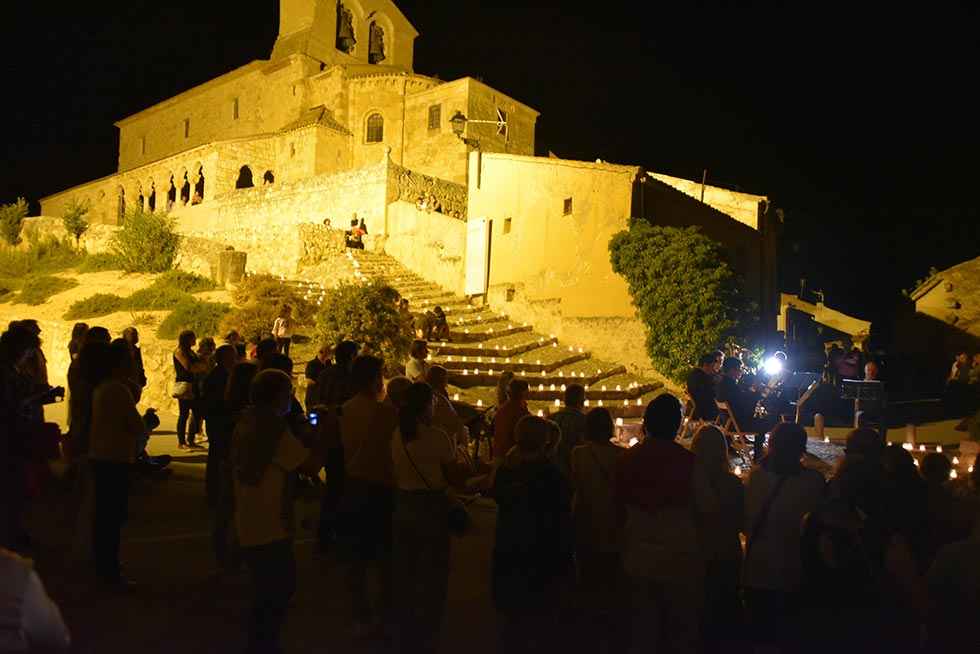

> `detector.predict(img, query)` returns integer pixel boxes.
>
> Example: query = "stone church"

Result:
[38,0,780,375]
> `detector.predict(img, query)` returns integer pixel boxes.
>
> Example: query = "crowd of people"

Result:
[4,317,980,653]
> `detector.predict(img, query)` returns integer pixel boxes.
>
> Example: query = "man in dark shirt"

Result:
[686,352,722,421]
[717,357,775,460]
[304,345,332,411]
[201,345,238,508]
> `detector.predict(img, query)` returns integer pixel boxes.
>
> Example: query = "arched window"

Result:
[366,113,384,143]
[166,176,176,211]
[235,165,254,189]
[336,1,356,53]
[180,173,191,205]
[263,171,275,185]
[193,169,205,204]
[147,185,156,212]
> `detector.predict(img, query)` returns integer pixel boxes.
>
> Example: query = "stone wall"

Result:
[382,201,466,295]
[20,216,116,253]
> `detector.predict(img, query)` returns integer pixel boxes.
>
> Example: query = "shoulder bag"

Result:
[402,431,472,537]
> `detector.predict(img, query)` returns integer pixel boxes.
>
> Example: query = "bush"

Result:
[0,198,29,245]
[233,273,317,325]
[315,279,412,369]
[76,252,123,273]
[0,236,82,279]
[609,222,745,384]
[109,208,181,273]
[61,199,90,246]
[125,286,193,310]
[149,269,217,294]
[16,275,78,306]
[220,303,279,345]
[156,299,231,341]
[64,293,126,320]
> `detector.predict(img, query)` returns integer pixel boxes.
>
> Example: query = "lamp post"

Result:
[449,111,507,189]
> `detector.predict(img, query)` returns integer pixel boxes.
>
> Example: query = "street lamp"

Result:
[449,110,507,189]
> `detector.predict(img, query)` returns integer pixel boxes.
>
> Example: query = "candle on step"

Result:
[477,400,483,407]
[453,393,460,401]
[616,418,624,427]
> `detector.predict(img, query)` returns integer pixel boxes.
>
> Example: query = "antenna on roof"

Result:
[700,169,707,202]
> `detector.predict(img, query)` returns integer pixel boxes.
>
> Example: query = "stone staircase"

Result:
[324,249,665,420]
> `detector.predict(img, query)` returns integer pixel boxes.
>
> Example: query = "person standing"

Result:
[68,322,88,361]
[690,424,745,650]
[272,305,295,357]
[88,340,146,587]
[616,394,703,654]
[122,327,147,389]
[173,330,208,450]
[686,352,722,421]
[493,379,530,462]
[233,369,322,654]
[304,344,332,412]
[201,345,238,510]
[569,408,627,653]
[742,422,826,649]
[492,415,573,654]
[336,355,399,636]
[550,384,588,479]
[391,383,461,654]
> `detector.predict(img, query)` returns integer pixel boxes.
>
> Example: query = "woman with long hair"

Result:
[742,422,825,648]
[390,382,460,654]
[691,424,745,649]
[272,304,294,357]
[173,330,208,450]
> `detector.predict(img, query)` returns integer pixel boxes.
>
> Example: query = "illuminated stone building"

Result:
[37,0,779,374]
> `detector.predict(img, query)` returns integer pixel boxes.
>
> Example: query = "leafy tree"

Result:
[109,208,181,273]
[315,279,411,371]
[609,221,745,383]
[61,199,90,246]
[0,197,29,245]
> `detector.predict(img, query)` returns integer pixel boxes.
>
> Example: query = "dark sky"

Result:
[3,1,979,329]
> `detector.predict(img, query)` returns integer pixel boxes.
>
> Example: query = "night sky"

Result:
[3,1,979,334]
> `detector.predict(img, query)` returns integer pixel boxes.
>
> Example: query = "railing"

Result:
[389,163,467,221]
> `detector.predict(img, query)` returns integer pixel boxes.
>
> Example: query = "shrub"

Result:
[64,293,126,320]
[609,222,745,384]
[109,208,181,273]
[233,273,317,325]
[61,199,90,246]
[16,275,78,306]
[0,198,29,245]
[315,279,412,370]
[0,236,82,278]
[76,252,123,273]
[125,286,193,310]
[156,299,231,341]
[149,269,217,294]
[220,302,279,345]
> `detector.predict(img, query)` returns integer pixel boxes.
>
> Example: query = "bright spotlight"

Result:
[763,356,783,376]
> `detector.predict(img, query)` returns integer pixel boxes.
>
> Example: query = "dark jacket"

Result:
[716,375,759,429]
[686,368,719,420]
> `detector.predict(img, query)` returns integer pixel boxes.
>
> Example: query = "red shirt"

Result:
[615,438,695,515]
[493,399,530,458]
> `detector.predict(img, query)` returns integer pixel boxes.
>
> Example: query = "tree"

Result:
[315,279,411,372]
[61,198,90,247]
[609,221,746,383]
[109,207,181,273]
[0,197,29,245]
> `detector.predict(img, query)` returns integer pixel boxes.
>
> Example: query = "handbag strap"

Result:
[745,474,789,560]
[588,444,612,484]
[402,432,433,490]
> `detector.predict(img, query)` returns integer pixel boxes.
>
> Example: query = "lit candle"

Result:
[597,400,604,407]
[519,359,524,364]
[538,384,544,391]
[554,399,560,407]
[462,356,468,362]
[903,443,913,451]
[914,459,920,467]
[477,400,483,407]
[950,470,958,479]
[550,384,556,391]
[623,400,629,406]
[953,456,960,465]
[616,418,624,427]
[734,465,742,476]
[453,393,460,401]
[636,399,642,406]
[462,370,468,376]
[824,436,830,443]
[537,410,544,417]
[616,385,621,391]
[578,347,583,353]
[969,465,975,473]
[602,385,607,391]
[558,371,564,377]
[536,360,541,365]
[937,445,943,453]
[584,400,590,407]
[474,369,479,375]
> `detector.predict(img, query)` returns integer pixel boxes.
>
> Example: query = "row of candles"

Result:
[450,392,645,410]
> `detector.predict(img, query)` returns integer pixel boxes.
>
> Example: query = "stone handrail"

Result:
[389,163,467,221]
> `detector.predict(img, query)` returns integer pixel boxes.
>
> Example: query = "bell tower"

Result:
[271,0,418,72]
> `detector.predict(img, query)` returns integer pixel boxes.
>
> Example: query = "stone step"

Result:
[449,313,512,328]
[448,363,625,389]
[429,336,558,357]
[437,352,590,375]
[450,324,533,343]
[400,288,459,302]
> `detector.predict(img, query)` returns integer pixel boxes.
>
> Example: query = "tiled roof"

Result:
[279,106,351,135]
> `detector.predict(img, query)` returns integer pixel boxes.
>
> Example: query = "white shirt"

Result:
[0,552,71,653]
[392,424,454,491]
[405,357,429,382]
